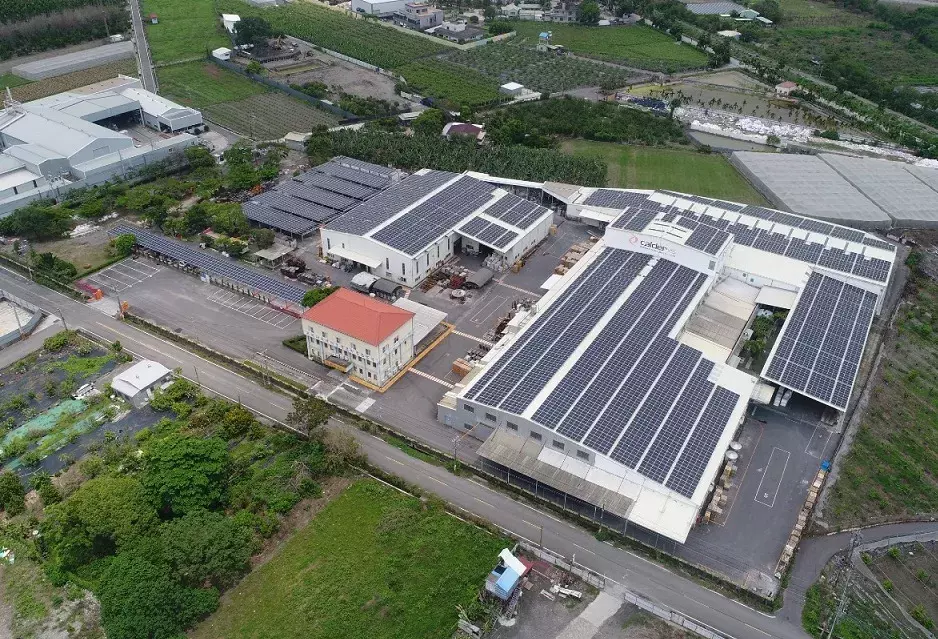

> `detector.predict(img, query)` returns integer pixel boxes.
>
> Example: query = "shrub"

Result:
[888,546,900,559]
[44,330,75,352]
[882,578,893,592]
[0,471,26,516]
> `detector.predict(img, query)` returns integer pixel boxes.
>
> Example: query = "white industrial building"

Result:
[439,186,896,543]
[352,0,411,16]
[321,169,553,288]
[112,359,174,407]
[0,76,201,216]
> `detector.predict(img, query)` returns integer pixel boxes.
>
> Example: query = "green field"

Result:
[397,59,501,107]
[826,260,938,526]
[190,480,505,639]
[157,62,266,108]
[511,22,708,72]
[217,0,446,69]
[142,0,229,63]
[562,139,768,204]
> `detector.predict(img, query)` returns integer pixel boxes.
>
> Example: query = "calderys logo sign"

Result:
[629,235,675,256]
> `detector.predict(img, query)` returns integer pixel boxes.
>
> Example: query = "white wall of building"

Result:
[302,316,414,385]
[351,0,410,15]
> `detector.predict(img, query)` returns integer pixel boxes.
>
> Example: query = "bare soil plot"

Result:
[272,50,401,104]
[871,541,938,628]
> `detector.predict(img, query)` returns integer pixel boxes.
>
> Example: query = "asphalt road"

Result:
[0,265,848,639]
[128,0,157,92]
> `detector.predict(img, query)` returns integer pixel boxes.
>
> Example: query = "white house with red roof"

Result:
[301,288,415,385]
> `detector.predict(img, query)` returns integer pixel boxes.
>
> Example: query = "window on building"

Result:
[464,404,474,413]
[530,431,542,442]
[326,238,331,250]
[485,413,496,422]
[447,237,450,251]
[426,254,430,267]
[366,348,371,356]
[552,439,564,451]
[401,263,406,276]
[464,423,473,430]
[386,257,390,270]
[576,450,589,460]
[507,422,518,431]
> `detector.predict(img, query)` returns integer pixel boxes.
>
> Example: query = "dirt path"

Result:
[0,566,13,639]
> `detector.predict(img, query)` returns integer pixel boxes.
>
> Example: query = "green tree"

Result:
[752,0,782,23]
[412,108,445,137]
[183,204,213,235]
[208,203,249,236]
[0,201,71,241]
[287,396,334,438]
[31,472,61,506]
[111,233,136,257]
[235,16,273,48]
[160,510,254,588]
[43,476,158,570]
[185,145,216,169]
[0,471,25,516]
[578,0,601,24]
[301,286,338,308]
[251,228,276,249]
[245,60,264,76]
[97,552,219,639]
[141,434,229,516]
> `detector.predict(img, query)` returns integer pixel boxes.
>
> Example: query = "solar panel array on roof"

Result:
[479,194,550,230]
[583,189,650,209]
[763,272,876,410]
[459,217,518,250]
[243,158,396,236]
[328,170,457,235]
[109,225,309,303]
[371,176,497,256]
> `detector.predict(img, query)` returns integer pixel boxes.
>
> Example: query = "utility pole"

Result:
[57,306,68,331]
[826,532,862,639]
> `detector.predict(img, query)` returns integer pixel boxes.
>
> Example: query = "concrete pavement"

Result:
[128,0,157,92]
[0,265,807,638]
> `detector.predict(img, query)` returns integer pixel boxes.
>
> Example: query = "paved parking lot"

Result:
[84,258,162,293]
[207,289,298,329]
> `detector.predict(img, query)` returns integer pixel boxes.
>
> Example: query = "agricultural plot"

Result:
[825,258,938,526]
[203,93,340,139]
[216,0,447,70]
[6,60,136,102]
[190,480,506,639]
[511,22,708,72]
[142,0,230,64]
[397,59,502,107]
[156,62,266,108]
[561,139,768,204]
[445,42,637,94]
[869,541,938,631]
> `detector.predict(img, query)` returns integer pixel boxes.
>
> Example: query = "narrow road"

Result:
[128,0,157,92]
[0,265,808,639]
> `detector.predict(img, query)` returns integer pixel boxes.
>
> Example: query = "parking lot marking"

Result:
[85,259,163,293]
[408,367,454,388]
[494,280,539,297]
[207,288,297,329]
[805,423,833,458]
[451,329,494,347]
[355,397,375,413]
[717,421,764,526]
[754,447,790,508]
[469,293,507,325]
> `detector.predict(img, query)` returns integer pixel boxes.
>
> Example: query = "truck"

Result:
[350,272,404,301]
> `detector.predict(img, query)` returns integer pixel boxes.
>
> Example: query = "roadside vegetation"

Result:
[0,0,129,61]
[3,59,136,102]
[825,251,938,526]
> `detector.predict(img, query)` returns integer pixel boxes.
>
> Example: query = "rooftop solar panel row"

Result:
[110,225,309,303]
[243,202,318,236]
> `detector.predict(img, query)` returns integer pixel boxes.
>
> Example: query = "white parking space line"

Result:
[86,259,164,294]
[469,294,507,325]
[754,447,790,508]
[207,288,298,329]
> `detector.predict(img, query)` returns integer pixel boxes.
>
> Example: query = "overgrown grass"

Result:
[189,480,506,639]
[141,0,229,63]
[156,62,267,108]
[561,139,768,204]
[384,434,446,467]
[826,266,938,525]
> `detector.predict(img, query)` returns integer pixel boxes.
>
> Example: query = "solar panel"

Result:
[300,172,377,200]
[330,156,394,178]
[763,272,877,410]
[243,202,318,236]
[830,226,865,243]
[686,224,722,254]
[320,162,390,188]
[797,218,834,235]
[255,193,336,223]
[862,236,895,252]
[500,200,539,228]
[818,248,858,274]
[622,209,657,232]
[753,230,791,256]
[784,237,823,263]
[852,256,891,282]
[278,181,357,211]
[583,190,649,209]
[459,217,488,236]
[109,225,309,303]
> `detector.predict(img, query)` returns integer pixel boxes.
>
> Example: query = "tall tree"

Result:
[141,435,230,516]
[235,16,273,47]
[578,0,601,25]
[287,396,334,438]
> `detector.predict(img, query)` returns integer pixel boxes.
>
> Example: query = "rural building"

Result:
[0,76,201,216]
[320,169,553,287]
[111,360,173,407]
[737,8,759,19]
[352,0,410,16]
[212,47,232,61]
[439,185,896,543]
[682,1,747,15]
[398,2,444,30]
[301,288,416,385]
[442,122,485,142]
[716,29,741,39]
[499,82,525,96]
[222,13,241,33]
[433,22,485,43]
[775,81,798,96]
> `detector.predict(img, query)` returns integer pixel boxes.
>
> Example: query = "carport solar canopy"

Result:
[464,248,741,499]
[763,271,876,411]
[110,225,309,303]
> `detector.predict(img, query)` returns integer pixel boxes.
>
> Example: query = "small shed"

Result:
[775,80,798,96]
[111,360,173,407]
[484,549,532,601]
[499,82,524,97]
[149,13,159,23]
[374,278,405,301]
[717,29,741,39]
[212,47,232,61]
[465,267,494,289]
[253,244,293,268]
[222,13,241,33]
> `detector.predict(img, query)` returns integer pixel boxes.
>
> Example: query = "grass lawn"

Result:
[826,264,938,526]
[562,139,768,204]
[511,22,708,72]
[141,0,229,64]
[190,480,506,639]
[156,62,266,108]
[0,73,30,90]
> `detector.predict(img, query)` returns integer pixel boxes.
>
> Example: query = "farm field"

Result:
[157,62,265,108]
[510,22,708,72]
[141,0,229,64]
[216,0,447,69]
[203,93,339,139]
[446,42,637,94]
[869,541,938,629]
[190,480,505,639]
[397,59,501,107]
[825,259,938,526]
[5,60,136,102]
[561,139,768,203]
